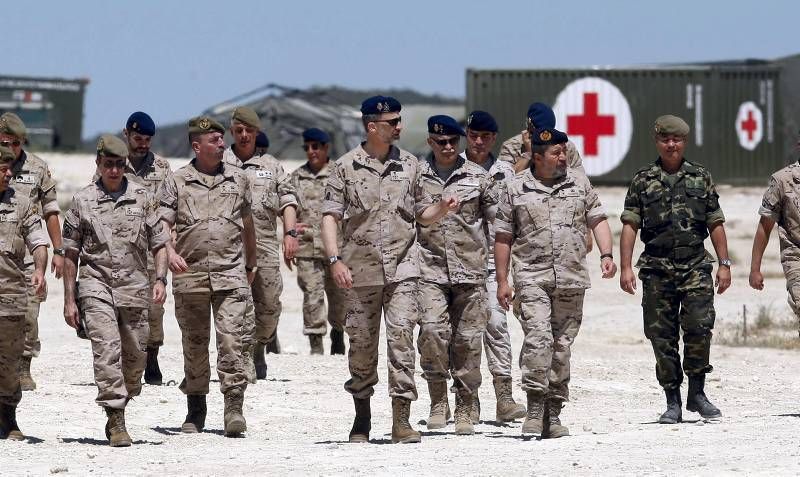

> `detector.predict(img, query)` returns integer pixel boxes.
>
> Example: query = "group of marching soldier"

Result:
[1,94,798,447]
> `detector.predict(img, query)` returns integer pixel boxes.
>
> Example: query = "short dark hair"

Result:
[362,114,381,131]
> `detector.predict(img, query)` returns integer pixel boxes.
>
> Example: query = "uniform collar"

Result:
[94,177,135,203]
[459,150,495,172]
[651,157,697,183]
[353,143,401,172]
[127,151,155,176]
[522,168,575,194]
[10,150,27,175]
[299,161,330,178]
[423,153,467,183]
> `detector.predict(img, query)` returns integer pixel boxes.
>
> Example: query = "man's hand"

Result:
[31,270,46,297]
[601,257,617,279]
[620,267,637,294]
[64,300,80,330]
[168,249,188,274]
[296,222,310,235]
[332,260,353,289]
[51,254,64,278]
[749,269,764,290]
[247,268,256,284]
[521,129,532,154]
[441,196,459,212]
[152,281,166,305]
[497,280,513,311]
[716,266,732,294]
[283,236,298,269]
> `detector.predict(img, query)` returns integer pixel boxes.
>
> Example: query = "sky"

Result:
[10,0,799,139]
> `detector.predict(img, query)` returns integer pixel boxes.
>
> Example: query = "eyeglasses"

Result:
[373,117,402,127]
[0,140,21,147]
[302,143,323,151]
[432,137,460,147]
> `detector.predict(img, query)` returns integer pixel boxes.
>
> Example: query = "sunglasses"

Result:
[373,117,402,127]
[100,160,127,170]
[0,140,21,147]
[432,137,460,147]
[302,143,324,151]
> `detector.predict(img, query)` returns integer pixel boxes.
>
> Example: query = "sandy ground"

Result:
[2,154,800,476]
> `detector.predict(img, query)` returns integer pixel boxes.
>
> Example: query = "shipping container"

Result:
[466,56,800,185]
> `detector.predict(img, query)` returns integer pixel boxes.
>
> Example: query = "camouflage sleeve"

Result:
[566,141,585,175]
[322,161,346,218]
[276,163,299,211]
[494,183,514,236]
[497,134,522,165]
[61,196,83,253]
[620,176,642,228]
[38,163,60,216]
[156,174,178,225]
[21,201,47,253]
[480,174,499,218]
[413,173,434,216]
[145,192,170,252]
[704,174,725,226]
[583,180,607,228]
[241,173,252,218]
[758,176,782,223]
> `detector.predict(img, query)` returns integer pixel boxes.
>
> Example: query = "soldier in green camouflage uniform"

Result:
[620,115,731,424]
[0,112,63,392]
[290,128,345,355]
[0,145,47,441]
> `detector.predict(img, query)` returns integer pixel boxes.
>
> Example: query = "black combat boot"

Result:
[181,395,207,433]
[265,334,281,354]
[658,387,682,424]
[349,397,371,443]
[254,342,267,380]
[686,375,722,418]
[330,328,345,355]
[144,347,163,385]
[0,403,23,440]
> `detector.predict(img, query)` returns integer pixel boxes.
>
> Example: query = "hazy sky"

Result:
[11,0,798,138]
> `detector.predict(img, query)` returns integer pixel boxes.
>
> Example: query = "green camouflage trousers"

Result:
[343,279,420,401]
[81,298,149,409]
[175,289,248,395]
[0,314,25,406]
[515,285,584,401]
[639,264,715,390]
[296,257,345,335]
[417,281,489,394]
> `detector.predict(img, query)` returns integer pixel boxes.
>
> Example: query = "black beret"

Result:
[360,95,401,115]
[126,111,156,136]
[302,128,330,144]
[531,127,568,146]
[466,110,498,133]
[527,102,556,129]
[255,131,270,148]
[428,115,465,136]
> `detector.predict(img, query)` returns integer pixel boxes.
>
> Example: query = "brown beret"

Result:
[96,134,128,158]
[0,145,15,163]
[230,106,261,130]
[0,112,26,138]
[188,115,225,136]
[654,115,690,136]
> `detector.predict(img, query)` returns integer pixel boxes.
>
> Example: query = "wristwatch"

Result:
[719,258,732,267]
[328,255,343,265]
[284,229,298,238]
[53,247,65,256]
[156,276,167,286]
[245,265,257,273]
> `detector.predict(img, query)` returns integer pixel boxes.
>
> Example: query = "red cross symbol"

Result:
[567,92,616,156]
[740,110,758,141]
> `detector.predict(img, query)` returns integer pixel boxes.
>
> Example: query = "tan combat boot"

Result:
[0,403,24,441]
[223,388,247,437]
[521,391,545,436]
[349,397,371,443]
[309,335,324,355]
[391,398,421,444]
[104,407,132,447]
[494,376,526,422]
[545,399,569,438]
[454,391,475,435]
[455,391,479,424]
[19,356,36,391]
[243,343,257,384]
[426,381,449,430]
[181,395,207,433]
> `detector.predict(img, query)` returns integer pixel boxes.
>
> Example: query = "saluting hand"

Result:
[716,266,731,294]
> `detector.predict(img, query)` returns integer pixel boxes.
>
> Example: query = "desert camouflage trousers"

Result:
[175,289,248,395]
[515,285,584,401]
[23,261,45,359]
[81,297,148,409]
[250,266,282,344]
[483,269,513,378]
[145,265,166,348]
[343,279,420,401]
[418,281,490,394]
[786,274,800,333]
[639,264,715,390]
[296,258,345,335]
[0,314,25,406]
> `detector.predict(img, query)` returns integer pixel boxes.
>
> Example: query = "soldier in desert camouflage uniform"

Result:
[290,127,345,355]
[158,116,258,437]
[0,145,47,441]
[0,112,63,392]
[63,135,169,447]
[496,127,616,438]
[224,106,299,380]
[620,115,730,425]
[414,115,496,436]
[461,110,526,424]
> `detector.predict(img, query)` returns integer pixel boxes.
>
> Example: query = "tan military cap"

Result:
[0,145,15,163]
[0,112,26,138]
[96,134,128,158]
[230,106,261,130]
[188,115,225,136]
[654,115,690,136]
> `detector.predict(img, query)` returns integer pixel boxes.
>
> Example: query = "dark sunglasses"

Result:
[100,160,127,170]
[373,116,402,127]
[302,143,324,151]
[432,137,460,147]
[0,140,21,147]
